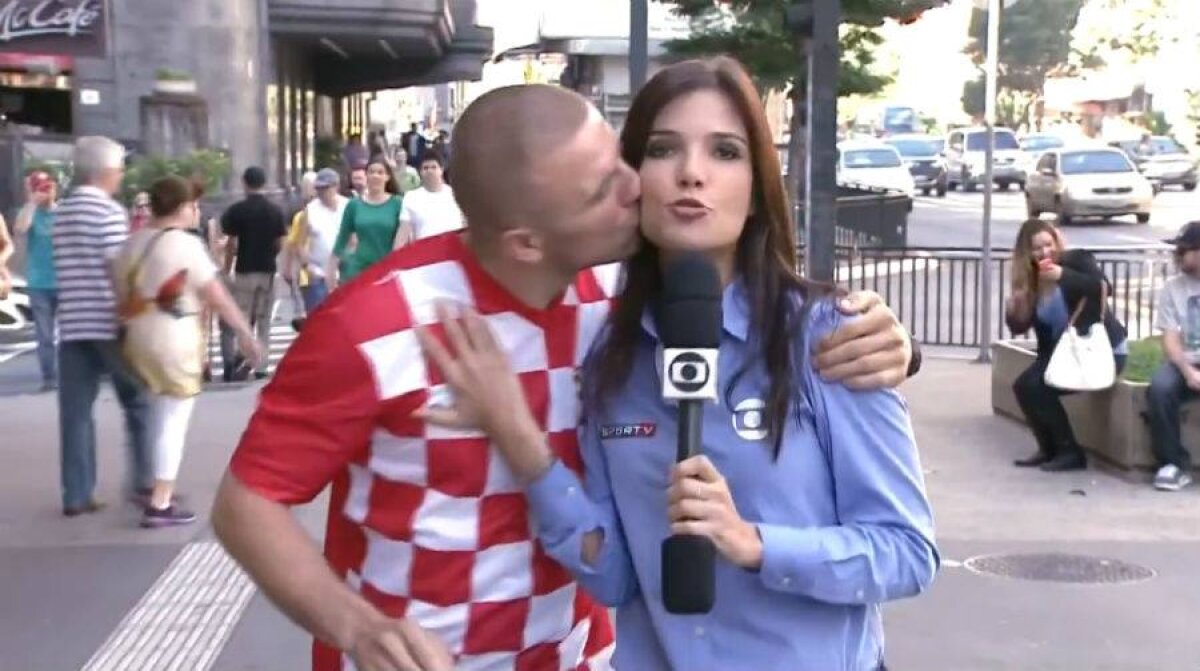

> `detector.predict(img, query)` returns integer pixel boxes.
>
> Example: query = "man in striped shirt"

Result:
[52,136,153,517]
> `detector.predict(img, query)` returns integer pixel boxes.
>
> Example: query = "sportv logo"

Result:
[600,423,657,439]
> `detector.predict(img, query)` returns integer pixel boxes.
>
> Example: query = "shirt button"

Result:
[566,486,577,495]
[856,589,865,600]
[694,626,705,637]
[781,576,792,587]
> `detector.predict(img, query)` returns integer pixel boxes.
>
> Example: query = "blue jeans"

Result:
[301,279,329,313]
[1147,362,1198,470]
[28,288,58,382]
[57,340,154,509]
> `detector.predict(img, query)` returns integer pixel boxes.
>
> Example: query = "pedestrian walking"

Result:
[129,191,151,233]
[395,150,463,244]
[291,168,347,313]
[52,136,154,517]
[327,157,409,289]
[115,176,265,527]
[219,167,287,380]
[0,211,11,301]
[14,171,61,391]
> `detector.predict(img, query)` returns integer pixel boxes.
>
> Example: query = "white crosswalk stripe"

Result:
[205,322,298,377]
[0,341,37,365]
[0,321,300,376]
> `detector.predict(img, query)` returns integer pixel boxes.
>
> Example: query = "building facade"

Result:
[0,0,491,203]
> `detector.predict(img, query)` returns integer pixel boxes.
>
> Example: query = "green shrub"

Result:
[121,149,231,205]
[314,135,341,172]
[1122,336,1163,383]
[155,68,192,82]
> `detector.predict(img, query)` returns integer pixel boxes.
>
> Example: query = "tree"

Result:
[663,0,948,210]
[1068,0,1175,71]
[961,0,1086,130]
[961,78,1030,129]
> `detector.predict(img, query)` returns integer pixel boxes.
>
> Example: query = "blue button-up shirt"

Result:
[526,282,938,671]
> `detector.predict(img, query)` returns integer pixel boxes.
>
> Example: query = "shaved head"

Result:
[450,85,594,233]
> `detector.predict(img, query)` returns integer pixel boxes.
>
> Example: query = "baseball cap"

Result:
[28,171,54,193]
[1164,221,1200,250]
[314,168,340,189]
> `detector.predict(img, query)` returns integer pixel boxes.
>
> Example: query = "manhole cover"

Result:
[962,553,1155,584]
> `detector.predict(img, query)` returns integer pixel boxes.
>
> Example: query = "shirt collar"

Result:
[73,185,111,199]
[639,277,750,343]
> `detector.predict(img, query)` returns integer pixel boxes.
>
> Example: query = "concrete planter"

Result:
[990,340,1199,470]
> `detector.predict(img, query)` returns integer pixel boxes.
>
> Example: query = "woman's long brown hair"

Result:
[1012,218,1064,294]
[586,56,825,458]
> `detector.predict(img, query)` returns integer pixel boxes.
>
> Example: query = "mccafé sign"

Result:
[0,0,107,57]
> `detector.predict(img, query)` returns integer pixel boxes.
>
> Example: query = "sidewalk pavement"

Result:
[1,355,1198,670]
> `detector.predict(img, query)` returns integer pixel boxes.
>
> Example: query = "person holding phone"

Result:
[14,171,61,390]
[1006,218,1128,471]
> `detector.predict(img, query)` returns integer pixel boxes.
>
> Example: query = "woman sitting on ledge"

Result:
[1005,218,1128,472]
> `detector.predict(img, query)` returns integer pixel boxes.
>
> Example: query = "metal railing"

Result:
[795,185,913,248]
[832,245,1174,348]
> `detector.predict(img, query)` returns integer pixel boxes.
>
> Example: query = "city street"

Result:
[5,0,1200,668]
[907,187,1199,248]
[3,354,1200,670]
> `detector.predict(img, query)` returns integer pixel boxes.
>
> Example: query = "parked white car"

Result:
[1025,148,1154,225]
[837,142,915,196]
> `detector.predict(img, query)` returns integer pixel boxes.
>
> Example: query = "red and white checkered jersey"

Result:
[230,232,620,671]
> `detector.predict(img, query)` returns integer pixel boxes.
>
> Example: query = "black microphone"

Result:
[655,252,721,615]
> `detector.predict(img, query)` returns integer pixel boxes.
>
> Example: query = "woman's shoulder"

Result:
[785,288,843,344]
[1059,248,1101,273]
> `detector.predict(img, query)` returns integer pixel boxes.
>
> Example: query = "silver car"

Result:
[1025,148,1154,225]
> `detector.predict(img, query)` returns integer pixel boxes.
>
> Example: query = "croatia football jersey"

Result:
[230,232,618,671]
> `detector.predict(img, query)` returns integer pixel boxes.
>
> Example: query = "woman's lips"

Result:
[667,203,710,221]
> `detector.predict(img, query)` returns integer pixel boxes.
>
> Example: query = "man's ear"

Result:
[498,227,545,265]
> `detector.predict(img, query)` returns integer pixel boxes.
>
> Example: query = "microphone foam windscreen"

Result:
[662,534,716,614]
[655,252,722,349]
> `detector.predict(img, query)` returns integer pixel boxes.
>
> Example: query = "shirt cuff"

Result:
[756,523,823,594]
[525,460,600,541]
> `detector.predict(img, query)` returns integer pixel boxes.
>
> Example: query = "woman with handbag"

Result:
[1006,218,1128,472]
[115,176,265,527]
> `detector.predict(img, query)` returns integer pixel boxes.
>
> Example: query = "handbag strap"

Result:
[124,228,176,301]
[1066,281,1110,328]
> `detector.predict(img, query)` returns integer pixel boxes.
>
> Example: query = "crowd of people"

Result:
[0,124,466,528]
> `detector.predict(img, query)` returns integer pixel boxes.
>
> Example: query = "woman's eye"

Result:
[645,142,673,159]
[715,143,742,160]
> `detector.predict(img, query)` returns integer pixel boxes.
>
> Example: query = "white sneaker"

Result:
[1153,464,1193,491]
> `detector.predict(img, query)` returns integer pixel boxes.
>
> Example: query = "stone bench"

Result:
[991,340,1200,470]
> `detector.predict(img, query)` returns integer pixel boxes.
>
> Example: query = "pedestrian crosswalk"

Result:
[0,341,36,365]
[912,190,1029,215]
[204,321,299,379]
[0,319,301,378]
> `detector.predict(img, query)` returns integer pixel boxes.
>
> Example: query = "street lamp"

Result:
[976,0,1020,363]
[630,0,649,94]
[785,0,841,283]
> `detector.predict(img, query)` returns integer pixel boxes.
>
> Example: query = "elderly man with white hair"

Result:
[52,135,154,518]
